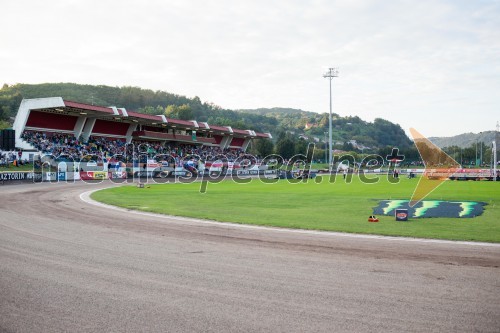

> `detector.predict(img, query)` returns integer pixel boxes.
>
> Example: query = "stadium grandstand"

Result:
[13,97,271,153]
[1,97,273,179]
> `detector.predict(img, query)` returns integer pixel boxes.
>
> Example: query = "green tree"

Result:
[275,136,295,159]
[164,105,178,117]
[139,105,164,115]
[0,106,10,120]
[177,104,193,120]
[164,104,193,120]
[0,119,10,130]
[255,138,274,157]
[294,138,309,155]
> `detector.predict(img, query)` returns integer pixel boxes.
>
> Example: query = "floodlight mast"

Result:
[494,121,499,179]
[323,67,339,173]
[493,140,497,179]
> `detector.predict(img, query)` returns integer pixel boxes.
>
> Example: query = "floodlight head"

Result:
[323,67,339,78]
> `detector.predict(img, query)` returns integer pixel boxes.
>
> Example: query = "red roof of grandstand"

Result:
[126,111,164,122]
[209,125,231,133]
[24,98,269,139]
[232,129,251,135]
[166,118,195,127]
[64,100,115,114]
[198,122,209,129]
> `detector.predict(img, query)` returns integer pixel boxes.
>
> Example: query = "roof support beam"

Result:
[73,116,86,139]
[126,123,138,143]
[241,138,251,152]
[220,135,232,149]
[81,118,96,142]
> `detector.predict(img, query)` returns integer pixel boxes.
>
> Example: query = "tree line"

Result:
[1,83,413,151]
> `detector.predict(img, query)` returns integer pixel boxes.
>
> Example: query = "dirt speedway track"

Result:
[1,182,499,332]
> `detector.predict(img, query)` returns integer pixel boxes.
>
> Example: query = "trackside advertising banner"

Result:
[79,171,127,180]
[42,172,71,181]
[0,172,43,182]
[426,168,493,179]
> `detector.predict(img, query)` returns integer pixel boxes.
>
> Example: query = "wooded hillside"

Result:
[0,83,412,149]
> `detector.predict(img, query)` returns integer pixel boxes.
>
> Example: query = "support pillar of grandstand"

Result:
[13,97,66,150]
[73,116,86,139]
[125,123,139,143]
[81,118,96,142]
[241,138,252,151]
[220,135,232,149]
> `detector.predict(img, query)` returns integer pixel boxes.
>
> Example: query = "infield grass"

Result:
[91,175,500,242]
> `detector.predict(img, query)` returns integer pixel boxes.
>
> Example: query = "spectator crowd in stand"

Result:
[21,131,127,161]
[20,131,249,166]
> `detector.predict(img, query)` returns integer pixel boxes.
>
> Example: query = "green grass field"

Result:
[91,175,500,242]
[0,165,35,172]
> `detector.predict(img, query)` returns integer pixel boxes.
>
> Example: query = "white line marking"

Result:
[80,188,500,247]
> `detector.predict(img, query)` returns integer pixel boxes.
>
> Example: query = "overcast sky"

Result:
[1,0,499,137]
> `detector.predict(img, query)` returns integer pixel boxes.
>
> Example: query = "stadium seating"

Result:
[20,130,248,165]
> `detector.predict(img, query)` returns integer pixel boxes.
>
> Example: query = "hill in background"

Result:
[429,131,497,148]
[236,107,412,149]
[0,82,279,133]
[0,83,413,149]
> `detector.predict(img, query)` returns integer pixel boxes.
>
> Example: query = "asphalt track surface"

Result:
[1,182,499,332]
